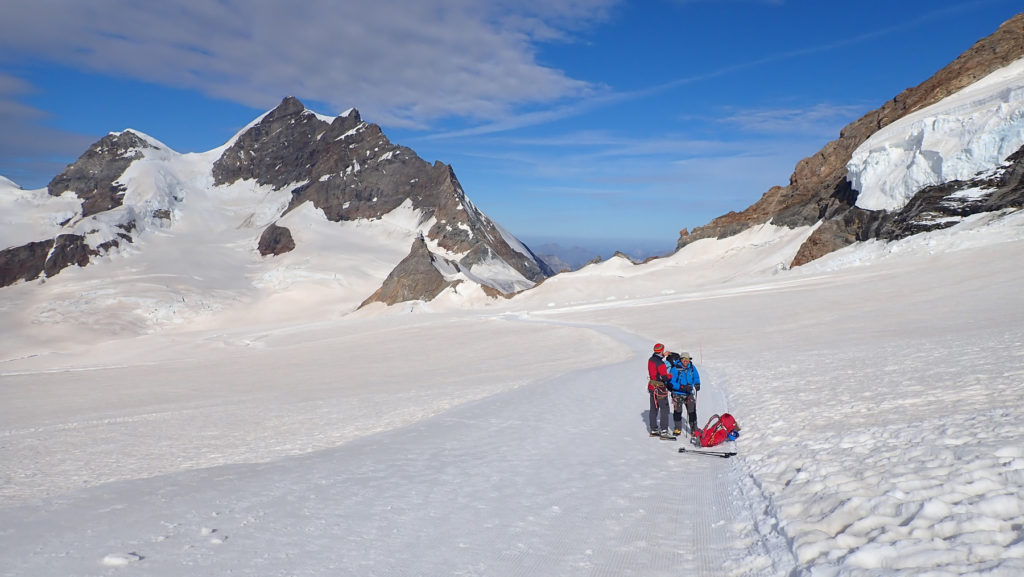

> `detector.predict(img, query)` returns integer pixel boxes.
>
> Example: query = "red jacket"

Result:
[648,353,669,391]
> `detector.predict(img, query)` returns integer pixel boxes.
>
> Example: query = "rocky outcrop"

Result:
[44,234,95,276]
[359,236,459,307]
[679,13,1024,265]
[213,97,337,190]
[0,240,53,286]
[257,223,296,256]
[48,131,155,218]
[0,234,96,287]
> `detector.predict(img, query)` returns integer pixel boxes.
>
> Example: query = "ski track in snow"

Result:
[0,323,787,577]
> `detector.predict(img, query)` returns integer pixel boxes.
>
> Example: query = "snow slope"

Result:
[2,207,1023,576]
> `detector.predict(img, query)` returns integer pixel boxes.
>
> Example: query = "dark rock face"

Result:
[214,96,552,289]
[0,240,54,286]
[0,234,96,287]
[44,234,95,277]
[359,236,458,307]
[213,97,334,190]
[679,14,1024,265]
[48,131,155,218]
[258,223,296,256]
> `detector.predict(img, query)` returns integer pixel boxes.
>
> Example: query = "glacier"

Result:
[848,57,1024,212]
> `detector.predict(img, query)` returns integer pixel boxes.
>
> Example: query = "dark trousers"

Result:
[672,393,698,432]
[649,390,670,431]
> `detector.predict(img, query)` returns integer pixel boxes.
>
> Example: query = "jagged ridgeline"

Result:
[0,96,553,305]
[211,96,553,303]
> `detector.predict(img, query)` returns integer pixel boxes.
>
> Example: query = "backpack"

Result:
[696,413,740,448]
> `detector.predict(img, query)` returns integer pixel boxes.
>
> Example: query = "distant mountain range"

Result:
[1,14,1022,308]
[530,240,673,272]
[1,97,552,305]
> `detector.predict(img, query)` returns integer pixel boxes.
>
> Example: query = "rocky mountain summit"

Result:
[678,13,1024,266]
[210,96,552,303]
[0,130,166,287]
[0,97,552,306]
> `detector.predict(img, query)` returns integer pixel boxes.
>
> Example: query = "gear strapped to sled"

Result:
[695,413,740,448]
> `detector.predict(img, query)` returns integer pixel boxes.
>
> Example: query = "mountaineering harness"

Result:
[649,379,669,408]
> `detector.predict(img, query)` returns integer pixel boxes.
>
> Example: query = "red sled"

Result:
[696,413,740,447]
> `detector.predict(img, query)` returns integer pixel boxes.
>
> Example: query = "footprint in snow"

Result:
[201,527,227,544]
[101,552,144,566]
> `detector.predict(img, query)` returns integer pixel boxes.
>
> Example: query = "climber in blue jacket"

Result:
[666,351,700,436]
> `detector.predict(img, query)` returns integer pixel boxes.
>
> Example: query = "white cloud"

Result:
[715,103,866,137]
[0,0,617,127]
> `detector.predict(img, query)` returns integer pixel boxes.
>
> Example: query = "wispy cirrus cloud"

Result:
[713,103,867,137]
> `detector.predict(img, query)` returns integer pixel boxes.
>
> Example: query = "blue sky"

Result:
[0,0,1019,255]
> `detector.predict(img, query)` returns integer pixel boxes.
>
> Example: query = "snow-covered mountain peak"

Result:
[0,174,22,191]
[109,129,174,153]
[0,96,552,321]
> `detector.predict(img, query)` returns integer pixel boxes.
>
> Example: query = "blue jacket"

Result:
[667,361,700,394]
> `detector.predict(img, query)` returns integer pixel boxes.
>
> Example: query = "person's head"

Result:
[653,343,665,356]
[679,352,692,366]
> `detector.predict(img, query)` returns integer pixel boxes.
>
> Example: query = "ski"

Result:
[660,434,677,441]
[678,447,736,458]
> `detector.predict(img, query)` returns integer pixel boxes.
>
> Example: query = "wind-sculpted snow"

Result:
[717,325,1024,574]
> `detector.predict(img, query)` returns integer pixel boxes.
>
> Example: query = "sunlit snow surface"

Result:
[1,208,1023,576]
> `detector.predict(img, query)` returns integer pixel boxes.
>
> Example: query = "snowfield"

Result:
[2,207,1023,577]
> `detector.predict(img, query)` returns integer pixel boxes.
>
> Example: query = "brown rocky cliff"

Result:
[678,14,1024,265]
